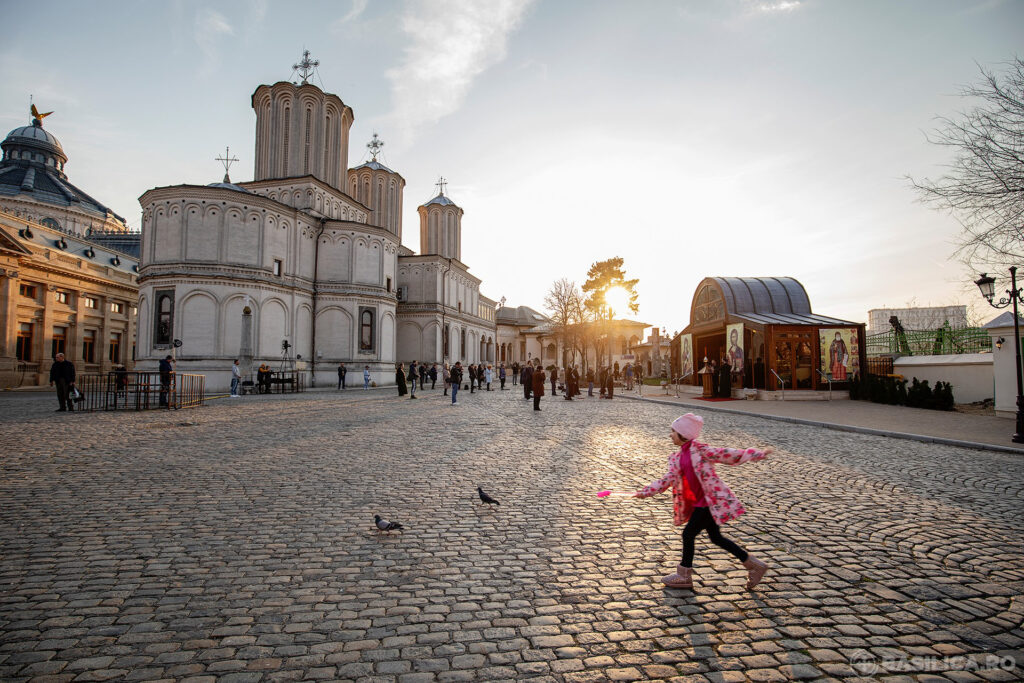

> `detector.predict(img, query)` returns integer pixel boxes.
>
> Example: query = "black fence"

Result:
[864,357,895,376]
[75,372,205,411]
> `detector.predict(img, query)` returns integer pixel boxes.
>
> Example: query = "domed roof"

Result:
[423,193,456,207]
[2,120,67,163]
[351,160,398,174]
[207,181,249,193]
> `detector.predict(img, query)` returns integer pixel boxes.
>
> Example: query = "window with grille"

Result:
[359,307,375,352]
[51,326,66,358]
[16,323,33,361]
[155,291,174,345]
[82,330,95,363]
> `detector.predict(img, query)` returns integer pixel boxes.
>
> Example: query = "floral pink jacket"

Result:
[635,441,767,526]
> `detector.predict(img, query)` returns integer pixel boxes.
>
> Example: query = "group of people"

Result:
[335,363,375,390]
[394,361,516,402]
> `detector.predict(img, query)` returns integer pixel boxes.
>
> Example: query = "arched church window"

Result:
[304,108,312,174]
[359,307,375,352]
[154,290,174,346]
[460,329,466,360]
[282,106,290,175]
[692,285,724,324]
[40,217,61,230]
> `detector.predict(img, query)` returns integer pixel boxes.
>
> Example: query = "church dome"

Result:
[2,120,68,167]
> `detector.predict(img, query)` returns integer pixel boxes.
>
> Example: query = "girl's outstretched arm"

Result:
[634,453,681,498]
[699,444,773,466]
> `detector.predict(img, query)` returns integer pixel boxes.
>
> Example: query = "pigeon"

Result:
[374,514,404,533]
[477,486,500,507]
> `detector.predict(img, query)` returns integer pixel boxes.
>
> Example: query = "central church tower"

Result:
[418,179,464,261]
[251,52,354,190]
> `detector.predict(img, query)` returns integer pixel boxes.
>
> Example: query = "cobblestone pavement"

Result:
[1,388,1022,682]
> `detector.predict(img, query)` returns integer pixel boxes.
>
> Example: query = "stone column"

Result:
[240,305,254,383]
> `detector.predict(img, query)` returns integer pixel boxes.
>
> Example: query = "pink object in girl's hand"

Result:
[597,490,612,498]
[597,490,632,498]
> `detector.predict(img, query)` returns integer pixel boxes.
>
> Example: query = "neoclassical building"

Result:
[137,59,502,389]
[0,110,139,388]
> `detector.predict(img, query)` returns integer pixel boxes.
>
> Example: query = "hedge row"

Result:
[848,374,955,410]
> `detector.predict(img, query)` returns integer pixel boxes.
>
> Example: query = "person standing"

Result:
[230,359,241,397]
[337,362,347,390]
[522,363,533,400]
[485,365,493,391]
[159,355,175,406]
[396,363,408,396]
[550,366,558,397]
[625,363,634,391]
[532,362,546,411]
[512,361,520,386]
[408,361,418,399]
[498,363,506,390]
[587,367,595,397]
[419,362,428,390]
[49,352,76,412]
[468,363,476,393]
[363,366,371,389]
[430,363,438,390]
[442,362,451,396]
[408,360,419,393]
[450,362,463,404]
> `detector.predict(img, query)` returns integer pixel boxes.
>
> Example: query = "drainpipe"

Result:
[309,217,326,387]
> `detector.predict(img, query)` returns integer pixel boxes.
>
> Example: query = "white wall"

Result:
[986,325,1021,418]
[893,353,993,404]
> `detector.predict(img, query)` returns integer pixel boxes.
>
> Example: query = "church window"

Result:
[692,285,724,324]
[273,259,282,276]
[16,323,33,361]
[324,115,332,182]
[386,276,392,292]
[154,290,174,346]
[359,307,375,352]
[444,324,450,358]
[82,330,95,363]
[460,329,466,360]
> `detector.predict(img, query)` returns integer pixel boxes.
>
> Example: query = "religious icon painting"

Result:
[819,327,857,381]
[726,323,744,373]
[680,334,693,378]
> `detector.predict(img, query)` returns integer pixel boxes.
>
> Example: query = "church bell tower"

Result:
[251,51,354,192]
[418,177,464,261]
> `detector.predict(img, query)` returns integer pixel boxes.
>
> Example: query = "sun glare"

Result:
[605,286,630,315]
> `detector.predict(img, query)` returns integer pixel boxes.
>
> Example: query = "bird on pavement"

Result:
[374,514,404,533]
[477,486,500,507]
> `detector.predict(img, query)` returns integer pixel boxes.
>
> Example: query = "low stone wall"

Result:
[892,353,992,404]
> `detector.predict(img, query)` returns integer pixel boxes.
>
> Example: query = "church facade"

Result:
[137,63,504,389]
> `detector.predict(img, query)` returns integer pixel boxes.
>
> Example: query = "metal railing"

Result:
[74,372,205,411]
[770,369,786,400]
[865,326,990,357]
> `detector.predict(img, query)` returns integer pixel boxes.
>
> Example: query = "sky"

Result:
[2,0,1022,333]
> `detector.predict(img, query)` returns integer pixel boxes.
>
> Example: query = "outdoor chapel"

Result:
[674,276,867,393]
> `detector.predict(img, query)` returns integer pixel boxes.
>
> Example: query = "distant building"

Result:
[0,210,139,388]
[868,306,968,333]
[0,108,139,255]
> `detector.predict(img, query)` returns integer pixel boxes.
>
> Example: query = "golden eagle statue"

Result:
[30,104,53,125]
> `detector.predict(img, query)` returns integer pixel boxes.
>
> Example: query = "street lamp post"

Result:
[975,266,1024,443]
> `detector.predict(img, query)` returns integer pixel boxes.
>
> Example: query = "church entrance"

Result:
[770,331,814,390]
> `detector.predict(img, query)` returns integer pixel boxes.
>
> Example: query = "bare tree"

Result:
[910,57,1024,272]
[544,279,585,368]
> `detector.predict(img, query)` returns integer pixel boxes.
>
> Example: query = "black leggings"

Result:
[682,507,748,568]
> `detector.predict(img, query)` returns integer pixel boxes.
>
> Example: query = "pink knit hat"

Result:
[671,413,703,441]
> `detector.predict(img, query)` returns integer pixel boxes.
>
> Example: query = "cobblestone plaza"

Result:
[1,389,1022,682]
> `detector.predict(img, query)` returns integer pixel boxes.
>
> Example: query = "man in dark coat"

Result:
[159,355,174,406]
[337,362,347,390]
[718,358,732,398]
[49,352,76,412]
[469,364,476,393]
[522,363,533,400]
[549,366,558,396]
[531,363,546,411]
[511,361,520,386]
[587,367,595,396]
[604,366,615,399]
[449,362,463,404]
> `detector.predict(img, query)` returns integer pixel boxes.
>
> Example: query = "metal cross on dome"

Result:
[293,49,319,85]
[367,133,384,161]
[216,147,239,183]
[435,176,448,196]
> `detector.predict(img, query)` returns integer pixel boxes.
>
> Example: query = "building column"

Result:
[0,269,17,359]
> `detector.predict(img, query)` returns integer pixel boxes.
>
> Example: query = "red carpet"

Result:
[695,397,743,402]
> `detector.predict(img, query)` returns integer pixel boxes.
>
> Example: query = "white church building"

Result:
[137,56,503,389]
